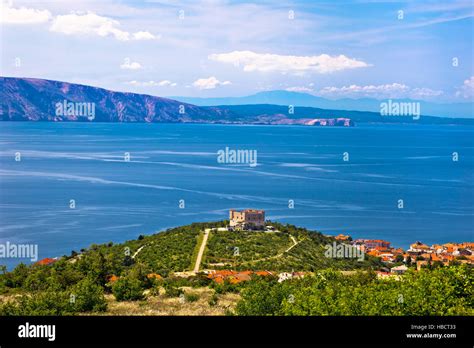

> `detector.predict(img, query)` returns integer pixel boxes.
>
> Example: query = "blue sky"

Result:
[1,0,473,101]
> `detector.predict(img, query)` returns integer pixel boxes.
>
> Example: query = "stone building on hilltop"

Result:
[229,209,265,230]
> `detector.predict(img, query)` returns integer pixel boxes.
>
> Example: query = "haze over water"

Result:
[0,122,473,268]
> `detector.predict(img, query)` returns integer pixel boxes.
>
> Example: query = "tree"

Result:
[123,255,133,267]
[6,263,29,288]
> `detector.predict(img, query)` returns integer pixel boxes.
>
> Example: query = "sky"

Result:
[0,0,473,102]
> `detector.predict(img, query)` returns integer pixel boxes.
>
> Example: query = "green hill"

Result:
[202,222,381,271]
[0,220,381,293]
[70,221,382,275]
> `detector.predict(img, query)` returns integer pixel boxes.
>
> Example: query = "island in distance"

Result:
[1,77,473,126]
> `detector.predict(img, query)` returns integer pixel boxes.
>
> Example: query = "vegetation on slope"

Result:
[0,220,471,316]
[235,266,474,316]
[204,222,382,271]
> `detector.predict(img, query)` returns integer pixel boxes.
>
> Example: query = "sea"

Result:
[0,122,473,269]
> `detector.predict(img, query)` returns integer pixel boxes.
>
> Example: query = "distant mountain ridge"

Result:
[0,77,235,123]
[171,90,474,119]
[1,77,473,125]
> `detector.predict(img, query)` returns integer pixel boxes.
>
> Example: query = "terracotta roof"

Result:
[365,239,390,244]
[367,250,380,257]
[35,257,57,266]
[335,234,351,241]
[255,271,273,276]
[208,270,274,283]
[108,275,119,283]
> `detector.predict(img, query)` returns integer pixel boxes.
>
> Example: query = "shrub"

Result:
[235,277,289,315]
[211,279,241,294]
[112,276,144,301]
[208,293,218,306]
[235,266,474,316]
[164,284,183,298]
[184,292,199,302]
[70,277,107,312]
[0,291,74,316]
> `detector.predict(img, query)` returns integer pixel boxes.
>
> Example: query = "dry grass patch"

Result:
[102,287,240,316]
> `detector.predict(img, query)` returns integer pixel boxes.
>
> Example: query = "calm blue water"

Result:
[0,122,473,269]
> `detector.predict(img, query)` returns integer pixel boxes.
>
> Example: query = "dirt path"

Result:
[193,229,210,273]
[242,234,304,264]
[132,244,146,259]
[285,235,299,253]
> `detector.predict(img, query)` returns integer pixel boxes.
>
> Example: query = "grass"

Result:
[99,287,239,316]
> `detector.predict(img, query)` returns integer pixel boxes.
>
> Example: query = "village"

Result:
[34,208,474,285]
[333,234,474,277]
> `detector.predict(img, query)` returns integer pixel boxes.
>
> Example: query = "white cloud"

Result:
[286,86,314,93]
[318,83,443,100]
[1,4,159,41]
[209,51,371,75]
[133,31,159,40]
[192,76,231,90]
[455,76,474,99]
[49,11,157,41]
[120,58,142,70]
[126,80,177,87]
[410,87,445,99]
[0,2,51,24]
[127,80,154,86]
[50,12,130,40]
[157,80,177,87]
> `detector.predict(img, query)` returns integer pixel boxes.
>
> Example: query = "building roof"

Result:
[335,234,351,241]
[391,265,408,271]
[35,257,57,266]
[230,209,265,213]
[207,270,273,283]
[411,241,430,249]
